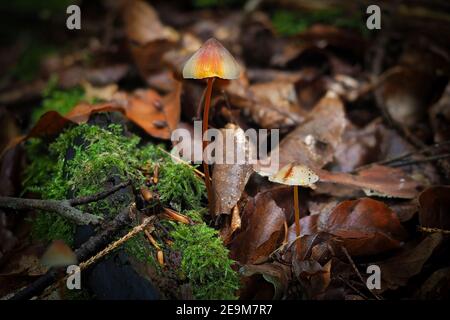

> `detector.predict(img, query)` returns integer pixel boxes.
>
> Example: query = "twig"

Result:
[0,182,132,225]
[353,140,450,172]
[0,197,100,225]
[9,205,136,300]
[391,153,450,167]
[69,180,131,206]
[78,216,155,271]
[418,226,450,234]
[341,246,382,300]
[337,275,369,300]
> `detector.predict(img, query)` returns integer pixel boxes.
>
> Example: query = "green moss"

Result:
[32,84,86,123]
[272,9,366,36]
[24,123,146,244]
[157,161,205,212]
[24,114,238,299]
[171,223,239,300]
[192,0,243,9]
[11,44,56,82]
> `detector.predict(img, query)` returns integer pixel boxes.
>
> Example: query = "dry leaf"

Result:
[229,192,286,264]
[240,262,291,300]
[376,233,443,291]
[419,186,450,230]
[122,0,179,77]
[302,198,407,256]
[316,165,422,199]
[212,124,254,216]
[273,91,347,169]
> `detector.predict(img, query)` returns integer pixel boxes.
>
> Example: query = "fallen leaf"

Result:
[273,91,348,169]
[122,0,179,78]
[316,165,422,199]
[429,82,450,143]
[212,124,254,216]
[419,186,450,230]
[302,198,407,256]
[3,83,182,151]
[243,81,306,129]
[376,233,443,291]
[229,192,286,264]
[293,259,332,299]
[240,262,291,300]
[414,266,450,300]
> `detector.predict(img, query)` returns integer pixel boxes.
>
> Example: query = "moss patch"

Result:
[272,9,366,36]
[171,222,239,300]
[24,106,238,299]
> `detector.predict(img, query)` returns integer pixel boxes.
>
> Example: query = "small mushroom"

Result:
[182,38,241,213]
[268,163,319,253]
[40,240,78,268]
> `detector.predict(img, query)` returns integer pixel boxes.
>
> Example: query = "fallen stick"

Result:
[9,204,135,300]
[0,181,131,225]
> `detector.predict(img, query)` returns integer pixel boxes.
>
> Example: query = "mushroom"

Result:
[268,163,319,253]
[40,240,78,268]
[182,38,241,212]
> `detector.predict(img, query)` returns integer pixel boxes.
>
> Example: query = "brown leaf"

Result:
[414,266,450,300]
[429,83,450,143]
[5,83,182,150]
[316,165,422,199]
[376,233,443,291]
[212,124,254,216]
[229,192,286,264]
[419,186,450,230]
[121,83,181,139]
[302,198,407,256]
[293,259,332,299]
[243,81,306,129]
[122,0,179,78]
[274,91,348,169]
[240,262,291,300]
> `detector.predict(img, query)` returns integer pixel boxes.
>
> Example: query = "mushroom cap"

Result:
[182,38,241,80]
[40,240,78,268]
[269,163,319,187]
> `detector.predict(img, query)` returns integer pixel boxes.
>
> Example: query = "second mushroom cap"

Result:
[269,163,319,188]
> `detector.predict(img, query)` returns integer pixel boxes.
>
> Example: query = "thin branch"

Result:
[69,180,131,206]
[0,197,100,225]
[0,182,132,225]
[418,226,450,234]
[341,246,382,300]
[353,140,450,172]
[9,205,135,300]
[391,153,450,167]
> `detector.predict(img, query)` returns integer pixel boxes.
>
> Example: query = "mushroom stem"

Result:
[293,185,301,253]
[202,77,214,213]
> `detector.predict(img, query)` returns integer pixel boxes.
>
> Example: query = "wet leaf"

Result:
[240,262,291,300]
[376,233,443,291]
[122,0,179,78]
[419,186,450,230]
[212,124,254,216]
[316,165,422,199]
[274,91,347,169]
[229,192,286,264]
[302,198,407,256]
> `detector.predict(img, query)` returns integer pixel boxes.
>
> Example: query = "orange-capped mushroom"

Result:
[182,38,241,214]
[182,38,241,80]
[40,240,78,268]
